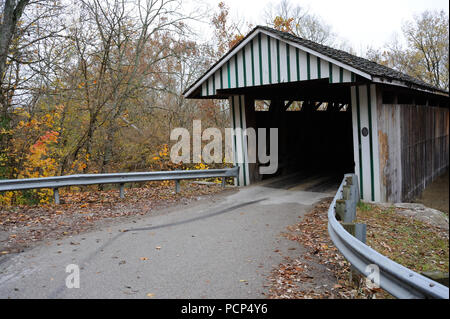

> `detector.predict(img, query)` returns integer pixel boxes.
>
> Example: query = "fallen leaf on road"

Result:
[146,293,155,298]
[140,257,149,261]
[155,246,161,250]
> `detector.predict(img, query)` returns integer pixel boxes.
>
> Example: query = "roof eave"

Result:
[372,77,449,97]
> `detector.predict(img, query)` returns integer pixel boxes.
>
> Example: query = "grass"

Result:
[356,203,449,274]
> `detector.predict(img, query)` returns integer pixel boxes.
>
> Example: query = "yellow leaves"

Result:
[194,162,208,170]
[273,16,295,34]
[146,293,155,298]
[1,109,63,205]
[0,127,13,135]
[80,204,88,208]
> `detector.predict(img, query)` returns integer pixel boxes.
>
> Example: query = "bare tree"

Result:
[263,0,336,45]
[0,0,65,178]
[365,10,449,91]
[55,0,193,174]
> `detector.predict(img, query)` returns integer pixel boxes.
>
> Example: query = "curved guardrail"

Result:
[328,174,449,299]
[0,166,240,204]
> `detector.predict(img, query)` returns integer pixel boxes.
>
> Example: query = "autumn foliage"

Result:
[0,1,245,206]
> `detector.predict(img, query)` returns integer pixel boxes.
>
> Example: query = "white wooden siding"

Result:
[198,33,358,97]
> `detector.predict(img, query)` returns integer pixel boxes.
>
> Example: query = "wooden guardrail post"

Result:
[336,199,356,223]
[343,222,367,286]
[53,188,60,205]
[340,175,367,286]
[342,223,367,244]
[222,177,226,188]
[175,180,180,193]
[119,183,125,199]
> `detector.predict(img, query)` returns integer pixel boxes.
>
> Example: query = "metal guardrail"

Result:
[328,173,449,299]
[0,166,240,204]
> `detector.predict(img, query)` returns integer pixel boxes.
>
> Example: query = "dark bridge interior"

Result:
[236,79,356,188]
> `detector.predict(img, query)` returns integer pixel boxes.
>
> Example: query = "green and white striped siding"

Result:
[351,84,381,202]
[200,34,355,97]
[229,95,250,186]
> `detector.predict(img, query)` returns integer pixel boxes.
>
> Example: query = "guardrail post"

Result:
[221,177,226,188]
[352,174,360,200]
[335,200,355,223]
[175,180,180,194]
[342,222,367,286]
[355,223,367,244]
[119,183,125,199]
[342,223,367,244]
[53,188,60,205]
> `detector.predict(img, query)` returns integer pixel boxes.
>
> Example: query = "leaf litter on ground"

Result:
[265,198,448,299]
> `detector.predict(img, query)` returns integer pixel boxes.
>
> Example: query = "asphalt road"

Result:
[0,173,339,299]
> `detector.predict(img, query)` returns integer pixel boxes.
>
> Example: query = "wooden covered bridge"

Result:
[183,26,449,203]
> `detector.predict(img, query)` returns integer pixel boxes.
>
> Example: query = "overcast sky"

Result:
[187,0,449,54]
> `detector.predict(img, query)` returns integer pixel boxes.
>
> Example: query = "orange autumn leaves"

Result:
[1,108,61,205]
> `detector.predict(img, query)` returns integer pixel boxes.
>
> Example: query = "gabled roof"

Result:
[183,26,448,98]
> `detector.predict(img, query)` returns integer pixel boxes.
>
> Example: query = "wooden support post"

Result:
[343,222,367,286]
[53,188,60,205]
[119,183,125,199]
[222,177,226,188]
[336,199,356,223]
[342,223,367,244]
[355,223,367,244]
[335,200,346,221]
[175,180,180,194]
[342,186,351,200]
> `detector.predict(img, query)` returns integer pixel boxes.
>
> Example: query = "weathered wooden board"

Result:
[377,102,449,203]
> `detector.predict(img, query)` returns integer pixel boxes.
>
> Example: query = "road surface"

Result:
[0,172,339,298]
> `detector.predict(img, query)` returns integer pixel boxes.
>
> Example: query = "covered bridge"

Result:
[183,26,449,203]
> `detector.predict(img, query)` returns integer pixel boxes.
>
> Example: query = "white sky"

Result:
[186,0,449,54]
